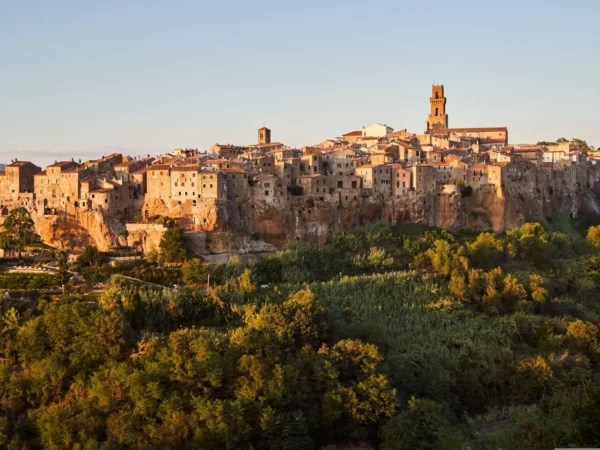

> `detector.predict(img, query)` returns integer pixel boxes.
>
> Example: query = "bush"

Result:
[587,225,600,249]
[182,258,209,286]
[0,273,59,290]
[566,319,599,351]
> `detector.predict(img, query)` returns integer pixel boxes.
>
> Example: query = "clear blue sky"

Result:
[1,0,598,167]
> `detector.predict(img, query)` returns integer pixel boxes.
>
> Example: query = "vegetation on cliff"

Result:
[0,208,44,257]
[2,216,600,448]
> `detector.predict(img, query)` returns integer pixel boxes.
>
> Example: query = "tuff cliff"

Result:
[8,161,600,254]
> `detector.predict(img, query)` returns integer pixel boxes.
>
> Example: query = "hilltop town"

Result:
[2,85,599,254]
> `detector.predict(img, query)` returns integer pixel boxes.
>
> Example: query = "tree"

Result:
[380,397,465,450]
[515,356,553,404]
[587,225,600,249]
[469,232,505,269]
[566,319,599,351]
[571,138,590,154]
[529,274,548,303]
[425,240,468,278]
[76,245,104,267]
[159,227,187,263]
[182,258,209,286]
[516,223,552,267]
[0,207,41,257]
[55,251,71,288]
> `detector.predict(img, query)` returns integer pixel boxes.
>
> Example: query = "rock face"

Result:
[125,223,168,253]
[31,208,124,252]
[9,160,600,254]
[236,162,600,248]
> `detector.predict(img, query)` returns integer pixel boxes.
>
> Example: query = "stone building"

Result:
[171,165,200,205]
[296,174,329,196]
[342,130,363,144]
[146,165,172,201]
[0,161,40,196]
[250,173,285,207]
[198,169,226,200]
[409,164,436,194]
[389,164,411,198]
[356,164,392,196]
[210,144,250,159]
[258,127,271,145]
[514,146,543,166]
[222,167,249,203]
[34,160,88,210]
[85,153,123,174]
[362,123,394,138]
[433,127,509,146]
[426,85,449,132]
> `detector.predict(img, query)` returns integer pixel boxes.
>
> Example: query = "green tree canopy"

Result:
[0,207,41,256]
[182,258,209,286]
[159,227,187,263]
[76,245,104,267]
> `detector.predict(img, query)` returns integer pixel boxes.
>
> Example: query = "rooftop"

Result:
[171,165,199,172]
[6,160,33,168]
[434,127,508,134]
[47,161,75,168]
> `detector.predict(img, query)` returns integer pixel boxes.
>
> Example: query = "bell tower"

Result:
[258,126,271,145]
[426,85,448,133]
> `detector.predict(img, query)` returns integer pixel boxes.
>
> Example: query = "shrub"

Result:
[586,225,600,249]
[566,319,599,350]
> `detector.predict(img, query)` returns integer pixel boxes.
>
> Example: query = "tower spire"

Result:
[425,84,448,133]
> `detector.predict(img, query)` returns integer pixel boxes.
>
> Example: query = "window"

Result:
[338,181,343,188]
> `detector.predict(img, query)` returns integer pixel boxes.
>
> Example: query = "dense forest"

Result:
[2,214,600,449]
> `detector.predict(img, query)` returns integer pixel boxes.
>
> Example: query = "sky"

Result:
[1,0,599,168]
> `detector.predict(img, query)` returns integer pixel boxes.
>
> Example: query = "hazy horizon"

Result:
[2,0,599,168]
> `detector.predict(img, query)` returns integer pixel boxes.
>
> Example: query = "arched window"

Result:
[435,108,439,116]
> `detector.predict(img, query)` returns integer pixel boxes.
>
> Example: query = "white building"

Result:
[362,123,394,138]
